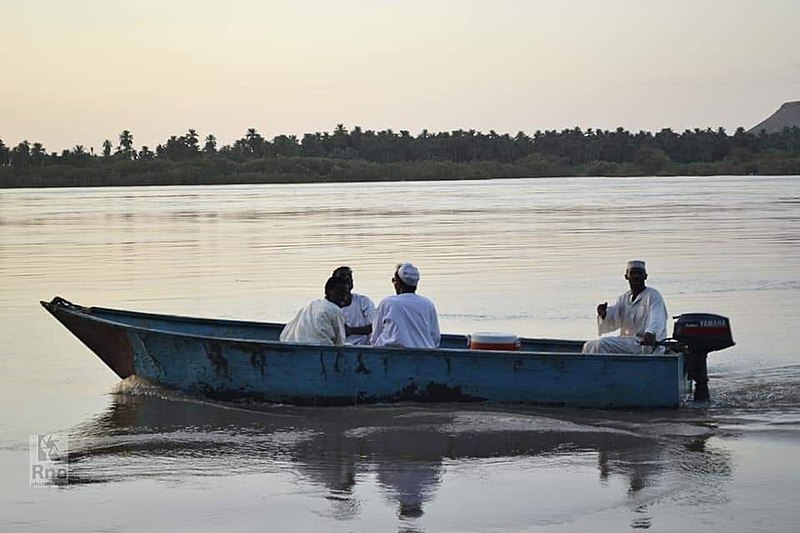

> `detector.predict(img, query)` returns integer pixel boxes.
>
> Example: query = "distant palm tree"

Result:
[0,138,9,165]
[11,141,31,167]
[245,128,264,156]
[186,129,199,152]
[203,134,217,155]
[30,142,47,166]
[102,139,113,158]
[118,130,134,160]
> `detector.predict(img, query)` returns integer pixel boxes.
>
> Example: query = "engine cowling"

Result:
[672,313,735,355]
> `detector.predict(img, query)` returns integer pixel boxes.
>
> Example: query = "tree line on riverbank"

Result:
[1,124,799,188]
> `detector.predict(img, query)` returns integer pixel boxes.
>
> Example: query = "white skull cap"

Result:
[626,260,646,273]
[397,262,420,286]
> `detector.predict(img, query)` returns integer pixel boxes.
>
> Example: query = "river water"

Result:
[1,176,798,532]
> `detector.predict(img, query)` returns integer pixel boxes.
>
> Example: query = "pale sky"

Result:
[2,0,799,153]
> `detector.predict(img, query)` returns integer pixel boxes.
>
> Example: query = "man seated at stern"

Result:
[332,265,377,345]
[280,276,349,346]
[370,262,441,349]
[582,260,668,354]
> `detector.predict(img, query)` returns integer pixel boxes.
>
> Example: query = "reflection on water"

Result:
[58,380,736,528]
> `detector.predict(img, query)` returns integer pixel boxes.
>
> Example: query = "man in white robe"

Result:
[582,260,668,354]
[332,266,377,346]
[370,262,441,349]
[280,276,349,346]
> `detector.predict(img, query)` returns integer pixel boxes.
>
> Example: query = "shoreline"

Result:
[1,155,797,189]
[4,125,799,188]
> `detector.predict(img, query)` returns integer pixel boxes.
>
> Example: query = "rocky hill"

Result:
[749,101,800,133]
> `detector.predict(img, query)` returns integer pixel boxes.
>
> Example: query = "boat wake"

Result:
[712,364,800,410]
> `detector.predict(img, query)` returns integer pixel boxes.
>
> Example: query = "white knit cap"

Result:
[626,260,646,272]
[396,262,420,286]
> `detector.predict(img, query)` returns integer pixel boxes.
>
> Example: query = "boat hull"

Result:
[42,297,688,408]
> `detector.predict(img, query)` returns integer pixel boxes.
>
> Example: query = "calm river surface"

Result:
[1,176,799,532]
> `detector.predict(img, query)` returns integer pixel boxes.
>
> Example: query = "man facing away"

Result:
[370,262,441,349]
[332,266,377,346]
[280,276,349,346]
[582,260,668,354]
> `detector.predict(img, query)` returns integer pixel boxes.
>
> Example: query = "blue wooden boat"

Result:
[40,296,732,408]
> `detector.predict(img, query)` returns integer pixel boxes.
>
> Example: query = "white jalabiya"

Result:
[582,286,668,354]
[370,293,441,349]
[341,292,377,345]
[280,298,346,346]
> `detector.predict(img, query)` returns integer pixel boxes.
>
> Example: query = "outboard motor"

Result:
[670,313,735,402]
